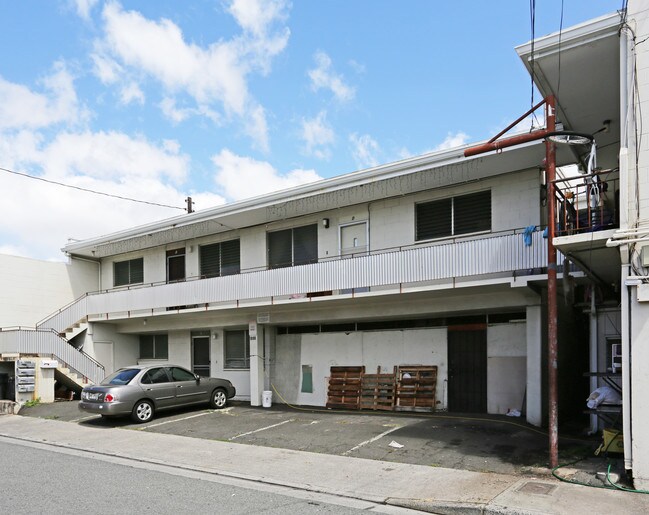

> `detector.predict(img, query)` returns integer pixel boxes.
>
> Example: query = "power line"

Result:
[0,165,186,211]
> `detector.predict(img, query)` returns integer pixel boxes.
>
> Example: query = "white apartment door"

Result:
[339,221,368,257]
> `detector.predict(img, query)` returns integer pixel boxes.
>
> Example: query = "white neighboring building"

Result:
[0,254,98,328]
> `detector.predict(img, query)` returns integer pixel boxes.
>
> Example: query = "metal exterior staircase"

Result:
[0,328,104,385]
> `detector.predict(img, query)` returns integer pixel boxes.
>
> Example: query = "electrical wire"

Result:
[556,0,564,100]
[0,165,186,211]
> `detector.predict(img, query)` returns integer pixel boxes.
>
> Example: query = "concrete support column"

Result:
[248,321,264,406]
[526,305,543,427]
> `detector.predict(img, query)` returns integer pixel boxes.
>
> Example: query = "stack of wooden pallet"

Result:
[360,368,396,411]
[326,365,437,412]
[395,365,437,412]
[326,366,364,409]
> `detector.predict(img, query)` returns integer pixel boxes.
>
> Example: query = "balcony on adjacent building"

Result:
[552,169,621,286]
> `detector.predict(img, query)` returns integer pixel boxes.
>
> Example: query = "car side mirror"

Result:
[195,374,200,383]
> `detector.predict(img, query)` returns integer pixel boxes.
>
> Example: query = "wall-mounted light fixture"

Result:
[322,218,330,229]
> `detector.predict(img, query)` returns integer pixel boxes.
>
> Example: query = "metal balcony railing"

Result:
[37,229,549,334]
[553,170,619,237]
[0,328,105,385]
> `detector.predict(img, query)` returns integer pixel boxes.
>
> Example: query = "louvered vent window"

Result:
[199,239,240,278]
[268,224,318,269]
[114,258,144,286]
[416,190,491,241]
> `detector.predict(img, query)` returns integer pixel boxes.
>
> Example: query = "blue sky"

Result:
[0,0,622,260]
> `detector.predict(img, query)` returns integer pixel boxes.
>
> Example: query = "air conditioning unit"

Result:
[611,343,622,373]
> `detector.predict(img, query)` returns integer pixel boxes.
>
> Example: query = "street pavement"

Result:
[1,413,648,514]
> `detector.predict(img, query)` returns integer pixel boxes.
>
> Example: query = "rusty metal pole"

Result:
[545,96,559,469]
[462,96,560,467]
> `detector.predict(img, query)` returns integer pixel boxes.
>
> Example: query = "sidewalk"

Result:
[1,414,648,514]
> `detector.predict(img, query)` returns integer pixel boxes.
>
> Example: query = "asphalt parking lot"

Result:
[18,399,608,478]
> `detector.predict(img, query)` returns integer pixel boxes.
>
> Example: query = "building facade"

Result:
[4,1,649,490]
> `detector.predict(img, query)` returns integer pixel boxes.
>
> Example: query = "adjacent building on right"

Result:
[516,1,649,488]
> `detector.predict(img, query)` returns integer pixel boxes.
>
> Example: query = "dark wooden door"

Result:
[167,248,186,282]
[447,328,487,413]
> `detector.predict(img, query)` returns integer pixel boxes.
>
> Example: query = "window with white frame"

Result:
[139,334,168,360]
[416,190,491,241]
[114,258,144,287]
[224,330,250,369]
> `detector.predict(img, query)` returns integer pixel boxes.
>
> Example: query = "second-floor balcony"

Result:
[39,229,551,333]
[552,169,621,286]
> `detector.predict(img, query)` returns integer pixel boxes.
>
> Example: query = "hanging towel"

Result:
[523,225,536,246]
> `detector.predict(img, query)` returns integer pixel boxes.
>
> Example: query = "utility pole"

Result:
[186,196,194,213]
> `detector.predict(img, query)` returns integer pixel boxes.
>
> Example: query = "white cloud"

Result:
[227,0,289,38]
[120,81,145,105]
[38,130,189,183]
[245,104,270,153]
[91,53,122,84]
[349,133,380,169]
[0,124,226,260]
[433,132,469,151]
[92,1,290,148]
[73,0,99,20]
[0,62,87,130]
[212,149,322,201]
[301,111,335,159]
[308,51,355,102]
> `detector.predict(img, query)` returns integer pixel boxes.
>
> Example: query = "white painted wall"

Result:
[274,328,447,408]
[88,323,138,371]
[274,322,528,414]
[370,170,540,250]
[487,322,527,415]
[627,0,649,490]
[0,254,99,328]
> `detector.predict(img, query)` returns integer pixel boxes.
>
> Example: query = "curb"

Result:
[0,400,19,415]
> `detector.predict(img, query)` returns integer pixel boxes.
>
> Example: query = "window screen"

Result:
[224,330,250,369]
[416,191,491,241]
[114,258,144,286]
[268,225,317,268]
[139,334,168,359]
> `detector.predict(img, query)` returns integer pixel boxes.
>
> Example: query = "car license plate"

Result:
[88,393,99,401]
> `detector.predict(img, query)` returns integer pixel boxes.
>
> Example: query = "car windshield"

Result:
[100,368,140,386]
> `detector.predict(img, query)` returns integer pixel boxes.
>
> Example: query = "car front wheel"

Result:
[131,400,154,423]
[210,388,227,409]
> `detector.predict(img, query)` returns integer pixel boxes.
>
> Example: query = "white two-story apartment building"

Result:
[4,0,649,490]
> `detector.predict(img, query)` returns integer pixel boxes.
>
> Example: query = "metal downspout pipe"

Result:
[619,22,633,471]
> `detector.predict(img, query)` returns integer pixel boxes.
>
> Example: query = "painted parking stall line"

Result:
[229,419,294,441]
[141,407,233,429]
[342,426,402,456]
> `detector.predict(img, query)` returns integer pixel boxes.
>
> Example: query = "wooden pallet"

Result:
[395,366,437,412]
[326,366,364,409]
[360,369,396,411]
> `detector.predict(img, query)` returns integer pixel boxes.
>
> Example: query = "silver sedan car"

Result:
[79,364,236,423]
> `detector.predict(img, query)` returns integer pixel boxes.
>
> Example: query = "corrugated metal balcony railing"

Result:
[38,230,549,334]
[0,328,105,385]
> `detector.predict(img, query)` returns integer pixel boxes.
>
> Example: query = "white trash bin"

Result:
[262,390,273,408]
